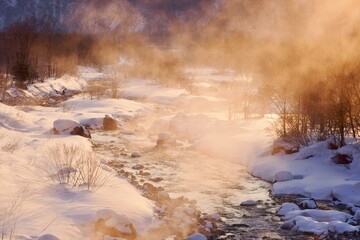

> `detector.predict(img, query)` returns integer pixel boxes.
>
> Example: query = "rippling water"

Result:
[92,127,313,239]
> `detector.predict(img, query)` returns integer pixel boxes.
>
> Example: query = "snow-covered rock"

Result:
[94,209,135,235]
[283,211,359,236]
[53,119,91,138]
[281,216,328,236]
[186,233,207,240]
[299,199,317,209]
[277,203,300,216]
[284,209,352,223]
[328,221,359,234]
[274,171,293,182]
[81,117,103,129]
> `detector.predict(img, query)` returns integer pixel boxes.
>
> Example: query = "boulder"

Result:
[103,114,118,130]
[53,119,91,138]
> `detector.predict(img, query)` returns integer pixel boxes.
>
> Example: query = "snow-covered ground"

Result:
[0,69,157,240]
[2,65,360,239]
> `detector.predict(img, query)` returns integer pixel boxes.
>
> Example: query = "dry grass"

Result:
[0,187,28,240]
[42,144,111,190]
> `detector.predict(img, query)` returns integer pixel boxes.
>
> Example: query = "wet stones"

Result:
[149,177,164,182]
[240,200,257,206]
[108,161,124,168]
[131,151,142,158]
[138,170,151,176]
[132,164,144,170]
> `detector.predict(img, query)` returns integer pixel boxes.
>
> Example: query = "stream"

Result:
[91,109,311,240]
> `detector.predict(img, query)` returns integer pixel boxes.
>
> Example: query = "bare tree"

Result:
[4,19,39,89]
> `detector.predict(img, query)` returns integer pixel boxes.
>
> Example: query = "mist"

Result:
[2,1,360,239]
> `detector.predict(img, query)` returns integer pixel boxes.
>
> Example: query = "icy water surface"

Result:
[92,126,312,239]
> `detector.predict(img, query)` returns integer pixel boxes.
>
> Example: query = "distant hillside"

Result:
[0,0,221,36]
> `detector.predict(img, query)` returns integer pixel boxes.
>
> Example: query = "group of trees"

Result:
[261,46,360,148]
[0,17,123,93]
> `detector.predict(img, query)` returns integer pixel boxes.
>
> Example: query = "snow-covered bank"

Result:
[133,76,360,237]
[0,73,157,239]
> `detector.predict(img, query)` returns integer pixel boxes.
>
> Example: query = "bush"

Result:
[43,144,111,190]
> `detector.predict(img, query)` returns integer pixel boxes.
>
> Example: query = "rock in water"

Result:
[240,200,257,206]
[131,152,142,158]
[103,114,118,130]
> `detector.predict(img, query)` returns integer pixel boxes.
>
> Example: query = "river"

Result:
[91,108,311,240]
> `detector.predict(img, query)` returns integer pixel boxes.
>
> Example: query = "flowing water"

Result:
[91,110,311,240]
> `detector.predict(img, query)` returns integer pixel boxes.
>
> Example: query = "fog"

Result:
[68,0,360,238]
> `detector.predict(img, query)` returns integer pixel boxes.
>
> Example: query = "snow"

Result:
[284,209,352,222]
[3,65,360,238]
[299,199,317,209]
[0,71,156,239]
[354,210,360,221]
[277,203,300,216]
[53,119,86,134]
[117,67,360,237]
[282,216,328,236]
[274,171,293,182]
[281,209,359,236]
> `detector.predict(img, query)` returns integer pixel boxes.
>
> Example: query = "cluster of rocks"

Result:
[107,159,223,239]
[51,115,119,139]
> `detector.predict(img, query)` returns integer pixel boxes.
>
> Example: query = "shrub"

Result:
[44,144,111,190]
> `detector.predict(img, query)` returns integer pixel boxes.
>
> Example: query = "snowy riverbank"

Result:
[2,66,360,239]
